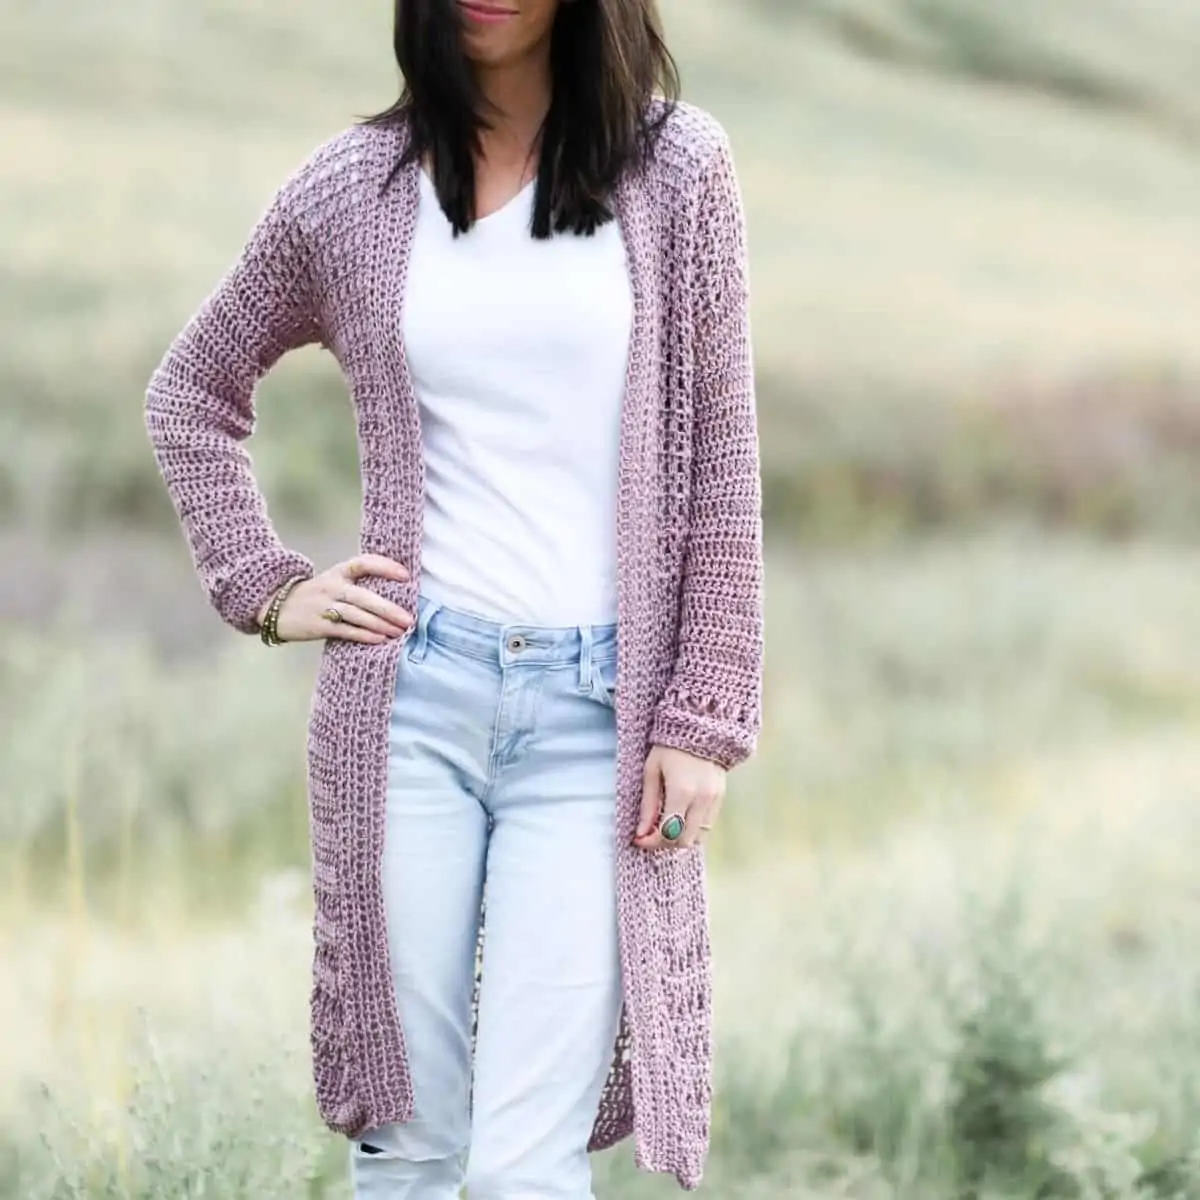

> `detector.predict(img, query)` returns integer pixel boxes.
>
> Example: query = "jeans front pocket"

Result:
[587,656,619,710]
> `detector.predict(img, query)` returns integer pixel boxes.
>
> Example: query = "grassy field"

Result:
[8,538,1200,1196]
[4,0,1200,1195]
[10,695,1200,1198]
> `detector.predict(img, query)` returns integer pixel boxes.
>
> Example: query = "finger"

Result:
[692,789,725,847]
[325,623,388,645]
[658,803,694,849]
[325,603,403,639]
[636,761,662,837]
[340,584,414,633]
[656,782,697,851]
[633,763,664,850]
[342,555,410,583]
[678,798,716,849]
[633,827,665,851]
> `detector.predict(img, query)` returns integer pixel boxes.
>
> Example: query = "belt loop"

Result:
[409,599,440,664]
[578,624,594,693]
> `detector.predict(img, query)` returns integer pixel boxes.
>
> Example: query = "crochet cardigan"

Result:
[145,101,763,1190]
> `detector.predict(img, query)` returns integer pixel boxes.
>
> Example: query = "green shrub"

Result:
[945,896,1071,1193]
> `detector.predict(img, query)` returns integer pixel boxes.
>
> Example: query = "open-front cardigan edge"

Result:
[145,101,764,1190]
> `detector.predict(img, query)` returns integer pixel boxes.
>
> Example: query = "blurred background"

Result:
[3,1,1200,1196]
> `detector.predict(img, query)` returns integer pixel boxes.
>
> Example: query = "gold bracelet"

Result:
[260,586,282,646]
[272,575,306,644]
[259,588,278,646]
[262,577,301,645]
[260,575,306,647]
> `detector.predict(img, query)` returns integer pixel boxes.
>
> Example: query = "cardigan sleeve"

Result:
[144,174,321,634]
[649,133,765,771]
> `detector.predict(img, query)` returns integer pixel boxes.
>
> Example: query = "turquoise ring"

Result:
[659,813,686,843]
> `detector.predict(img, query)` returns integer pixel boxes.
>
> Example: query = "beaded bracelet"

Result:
[259,575,307,647]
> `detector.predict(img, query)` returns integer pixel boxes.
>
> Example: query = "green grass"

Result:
[10,714,1200,1197]
[759,0,1200,139]
[6,540,1200,1195]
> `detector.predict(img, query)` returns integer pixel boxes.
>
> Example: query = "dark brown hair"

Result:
[364,0,679,238]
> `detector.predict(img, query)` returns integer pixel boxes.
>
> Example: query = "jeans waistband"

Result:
[410,596,618,668]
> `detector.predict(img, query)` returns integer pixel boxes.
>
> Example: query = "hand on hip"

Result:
[262,556,415,645]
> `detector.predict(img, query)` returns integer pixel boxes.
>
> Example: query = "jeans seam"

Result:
[479,681,507,811]
[483,666,553,802]
[422,638,498,666]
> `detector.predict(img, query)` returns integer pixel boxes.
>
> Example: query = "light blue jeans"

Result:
[350,599,624,1200]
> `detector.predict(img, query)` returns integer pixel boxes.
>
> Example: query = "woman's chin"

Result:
[462,38,523,69]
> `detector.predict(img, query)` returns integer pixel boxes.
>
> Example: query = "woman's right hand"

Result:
[258,555,415,645]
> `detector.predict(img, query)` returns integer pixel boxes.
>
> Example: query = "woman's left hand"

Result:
[632,746,726,851]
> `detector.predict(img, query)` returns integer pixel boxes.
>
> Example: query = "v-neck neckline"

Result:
[417,166,536,228]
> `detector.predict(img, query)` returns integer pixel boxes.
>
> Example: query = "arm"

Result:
[144,173,322,634]
[649,133,765,772]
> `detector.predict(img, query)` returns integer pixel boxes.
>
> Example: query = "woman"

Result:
[146,0,762,1195]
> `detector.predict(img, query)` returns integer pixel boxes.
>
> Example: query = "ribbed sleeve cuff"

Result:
[213,549,315,635]
[649,699,757,772]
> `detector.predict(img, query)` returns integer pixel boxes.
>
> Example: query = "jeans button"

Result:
[507,634,527,654]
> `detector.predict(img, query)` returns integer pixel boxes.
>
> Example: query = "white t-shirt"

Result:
[403,169,633,627]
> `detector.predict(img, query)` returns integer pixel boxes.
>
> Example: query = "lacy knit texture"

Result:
[145,101,763,1190]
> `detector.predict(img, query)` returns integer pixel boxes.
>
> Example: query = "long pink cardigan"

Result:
[146,101,763,1190]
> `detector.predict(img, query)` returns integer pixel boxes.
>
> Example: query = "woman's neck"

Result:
[475,51,553,169]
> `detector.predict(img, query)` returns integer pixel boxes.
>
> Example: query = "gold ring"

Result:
[698,824,714,831]
[324,607,344,624]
